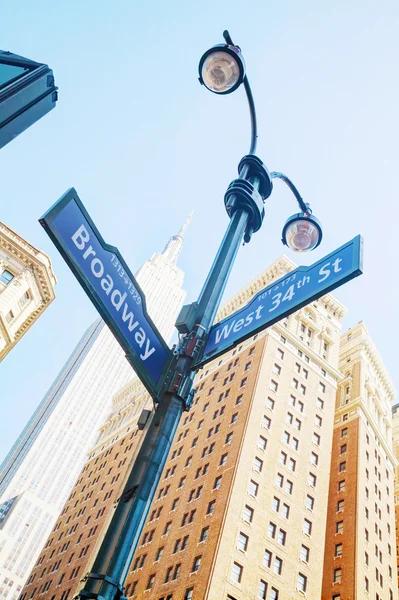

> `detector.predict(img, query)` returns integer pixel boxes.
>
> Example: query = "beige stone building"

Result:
[0,221,56,361]
[20,256,348,600]
[391,402,399,591]
[322,323,397,600]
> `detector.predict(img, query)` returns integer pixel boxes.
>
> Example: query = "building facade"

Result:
[20,256,348,600]
[0,218,189,600]
[0,221,56,361]
[390,402,399,592]
[322,323,397,600]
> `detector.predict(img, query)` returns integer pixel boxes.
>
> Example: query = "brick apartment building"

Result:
[19,259,397,600]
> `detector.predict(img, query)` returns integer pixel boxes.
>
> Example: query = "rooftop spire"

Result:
[162,211,194,265]
[178,210,194,237]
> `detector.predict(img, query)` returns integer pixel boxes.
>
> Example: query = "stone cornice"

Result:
[340,324,395,401]
[272,320,344,383]
[0,227,56,305]
[361,340,396,400]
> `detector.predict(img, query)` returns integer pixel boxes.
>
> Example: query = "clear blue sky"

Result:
[2,0,399,462]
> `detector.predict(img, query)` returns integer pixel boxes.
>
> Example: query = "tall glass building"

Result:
[0,216,190,600]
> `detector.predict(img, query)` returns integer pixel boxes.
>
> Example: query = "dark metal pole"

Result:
[76,209,250,600]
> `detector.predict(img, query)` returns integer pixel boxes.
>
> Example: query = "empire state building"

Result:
[0,215,191,600]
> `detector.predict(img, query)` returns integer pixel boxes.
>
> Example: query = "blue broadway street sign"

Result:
[40,188,173,400]
[196,235,363,367]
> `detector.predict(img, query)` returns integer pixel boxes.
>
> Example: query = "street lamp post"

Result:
[76,31,322,600]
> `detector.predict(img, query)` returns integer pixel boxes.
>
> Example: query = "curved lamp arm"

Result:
[270,171,310,214]
[223,30,258,156]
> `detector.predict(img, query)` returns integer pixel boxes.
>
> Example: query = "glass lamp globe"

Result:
[282,213,322,252]
[199,45,245,95]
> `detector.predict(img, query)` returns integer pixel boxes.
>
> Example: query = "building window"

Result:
[340,444,347,454]
[258,580,268,599]
[163,521,172,535]
[317,398,324,410]
[270,380,278,392]
[268,522,277,539]
[300,545,309,563]
[306,494,315,510]
[276,473,284,487]
[285,480,293,495]
[335,543,342,557]
[155,547,164,561]
[338,480,345,492]
[237,532,249,552]
[0,269,14,285]
[219,454,228,467]
[281,503,290,519]
[263,549,272,568]
[206,500,216,515]
[315,415,322,427]
[262,416,271,429]
[273,556,283,575]
[272,496,280,512]
[337,500,344,512]
[297,573,307,592]
[231,562,243,583]
[258,436,267,451]
[310,452,318,466]
[146,574,155,590]
[333,568,342,583]
[266,397,275,410]
[192,556,201,572]
[270,589,279,600]
[184,589,194,600]
[341,428,348,438]
[5,310,14,323]
[273,363,281,375]
[277,529,286,546]
[308,473,317,487]
[248,480,259,497]
[214,476,222,490]
[243,505,254,523]
[19,290,30,308]
[336,521,343,534]
[253,457,263,472]
[313,432,320,445]
[303,519,312,536]
[277,348,284,359]
[339,461,346,472]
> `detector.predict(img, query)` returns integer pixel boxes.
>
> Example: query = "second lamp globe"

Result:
[282,213,323,252]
